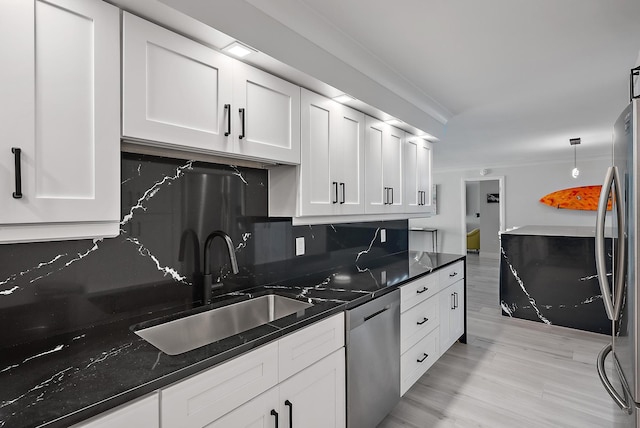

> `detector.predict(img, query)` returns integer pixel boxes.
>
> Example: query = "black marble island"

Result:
[499,225,611,334]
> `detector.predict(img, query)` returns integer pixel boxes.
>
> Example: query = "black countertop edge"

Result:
[2,251,465,428]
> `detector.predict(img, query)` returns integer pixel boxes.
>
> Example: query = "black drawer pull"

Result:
[285,400,293,428]
[271,409,279,427]
[340,182,345,204]
[12,147,22,199]
[239,108,246,139]
[332,182,338,204]
[417,353,428,363]
[417,287,428,294]
[224,104,231,136]
[417,317,428,325]
[449,271,458,277]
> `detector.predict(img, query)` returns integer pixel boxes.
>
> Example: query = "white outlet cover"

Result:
[295,237,305,256]
[380,229,386,243]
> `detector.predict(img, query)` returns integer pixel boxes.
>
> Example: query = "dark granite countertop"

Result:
[0,251,463,428]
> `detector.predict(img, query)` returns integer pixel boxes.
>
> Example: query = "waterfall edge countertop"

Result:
[0,251,463,428]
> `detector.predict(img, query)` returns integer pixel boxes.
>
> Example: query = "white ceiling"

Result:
[242,0,640,170]
[132,0,640,171]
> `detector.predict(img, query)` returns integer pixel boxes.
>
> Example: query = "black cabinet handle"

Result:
[383,187,388,204]
[332,182,338,204]
[390,187,394,204]
[12,147,22,199]
[239,108,245,139]
[417,317,428,325]
[340,182,345,204]
[454,292,458,309]
[451,293,455,310]
[417,286,428,294]
[224,104,231,136]
[285,400,293,428]
[449,271,458,277]
[271,409,279,427]
[418,190,422,205]
[417,353,428,363]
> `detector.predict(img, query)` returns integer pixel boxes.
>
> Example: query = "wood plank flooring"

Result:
[379,254,619,428]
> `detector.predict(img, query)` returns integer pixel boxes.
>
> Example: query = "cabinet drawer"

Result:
[401,295,439,353]
[400,329,439,396]
[279,313,345,382]
[439,261,464,289]
[400,273,438,312]
[161,341,278,428]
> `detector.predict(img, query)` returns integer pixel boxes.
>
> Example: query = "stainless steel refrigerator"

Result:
[596,98,640,427]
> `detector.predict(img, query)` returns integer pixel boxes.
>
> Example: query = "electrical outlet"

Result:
[381,270,387,284]
[380,229,386,243]
[295,237,305,256]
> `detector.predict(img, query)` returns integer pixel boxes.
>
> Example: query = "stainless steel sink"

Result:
[134,295,313,355]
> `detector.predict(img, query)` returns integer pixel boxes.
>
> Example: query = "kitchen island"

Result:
[499,225,611,334]
[0,251,464,428]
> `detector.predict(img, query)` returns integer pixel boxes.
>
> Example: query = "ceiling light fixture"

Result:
[332,94,356,103]
[570,138,581,178]
[222,41,257,58]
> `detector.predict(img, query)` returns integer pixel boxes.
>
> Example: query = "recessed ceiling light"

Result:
[332,94,356,103]
[223,41,257,58]
[385,118,404,126]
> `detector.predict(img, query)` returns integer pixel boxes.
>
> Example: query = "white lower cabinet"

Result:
[160,313,345,428]
[215,349,345,428]
[439,279,465,356]
[399,261,465,396]
[70,393,159,428]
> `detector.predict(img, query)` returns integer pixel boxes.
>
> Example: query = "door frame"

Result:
[460,176,506,256]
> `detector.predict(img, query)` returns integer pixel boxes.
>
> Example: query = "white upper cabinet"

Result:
[122,12,233,153]
[298,89,364,216]
[0,0,120,244]
[404,135,434,214]
[364,117,405,214]
[232,62,301,164]
[122,13,300,165]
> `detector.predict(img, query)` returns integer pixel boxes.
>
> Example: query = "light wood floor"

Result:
[379,254,618,428]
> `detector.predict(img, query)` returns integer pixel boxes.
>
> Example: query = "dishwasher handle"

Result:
[363,305,390,322]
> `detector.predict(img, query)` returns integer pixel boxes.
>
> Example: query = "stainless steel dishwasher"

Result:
[346,289,400,428]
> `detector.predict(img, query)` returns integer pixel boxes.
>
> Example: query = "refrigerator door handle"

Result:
[597,343,632,413]
[596,167,618,320]
[611,167,626,319]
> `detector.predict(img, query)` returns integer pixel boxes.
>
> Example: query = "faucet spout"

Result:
[202,230,239,304]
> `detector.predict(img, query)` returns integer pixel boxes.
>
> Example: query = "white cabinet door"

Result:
[278,348,346,428]
[299,90,364,216]
[71,393,159,428]
[417,140,435,214]
[439,280,465,355]
[334,103,365,215]
[0,0,120,244]
[364,117,404,214]
[122,12,233,152]
[404,136,434,214]
[299,89,335,216]
[233,61,300,164]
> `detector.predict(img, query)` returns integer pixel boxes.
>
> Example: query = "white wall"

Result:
[410,156,610,254]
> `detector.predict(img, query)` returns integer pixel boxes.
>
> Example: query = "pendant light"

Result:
[570,138,581,178]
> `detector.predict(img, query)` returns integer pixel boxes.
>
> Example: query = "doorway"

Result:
[460,177,505,258]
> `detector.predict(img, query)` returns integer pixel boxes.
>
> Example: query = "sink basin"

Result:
[134,294,313,355]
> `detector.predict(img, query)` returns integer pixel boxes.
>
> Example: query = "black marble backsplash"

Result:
[0,153,407,349]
